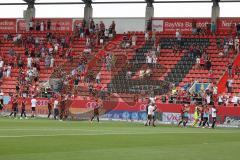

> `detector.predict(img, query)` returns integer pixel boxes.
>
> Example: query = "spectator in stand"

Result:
[13,34,22,46]
[8,47,15,57]
[226,78,233,93]
[40,21,45,31]
[54,42,59,53]
[6,64,11,77]
[106,54,112,71]
[47,19,51,30]
[208,70,214,83]
[228,37,234,50]
[0,58,4,69]
[105,29,109,40]
[109,21,116,37]
[50,56,54,68]
[45,54,51,68]
[17,57,24,69]
[218,94,224,105]
[206,58,212,70]
[235,23,240,36]
[216,37,221,49]
[145,31,149,41]
[196,56,200,69]
[99,21,105,35]
[132,34,137,47]
[27,56,32,68]
[223,43,229,57]
[218,49,224,57]
[227,62,233,77]
[29,19,34,31]
[36,21,40,31]
[96,72,101,84]
[0,68,3,80]
[126,70,132,79]
[231,94,239,107]
[210,21,216,35]
[176,29,181,44]
[192,21,197,35]
[234,36,239,53]
[89,19,95,33]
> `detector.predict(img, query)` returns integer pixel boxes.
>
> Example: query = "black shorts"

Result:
[147,115,153,120]
[32,107,36,111]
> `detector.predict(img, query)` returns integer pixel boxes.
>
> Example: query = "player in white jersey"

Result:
[211,105,217,129]
[31,97,37,118]
[146,103,156,127]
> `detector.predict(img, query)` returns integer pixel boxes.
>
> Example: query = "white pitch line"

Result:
[0,128,115,132]
[0,131,239,138]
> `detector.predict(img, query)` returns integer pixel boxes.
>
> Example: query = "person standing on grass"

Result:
[178,104,185,127]
[47,98,52,119]
[31,96,37,118]
[59,95,67,121]
[0,90,4,116]
[145,103,150,126]
[146,102,156,127]
[202,106,210,128]
[9,95,18,119]
[53,98,59,120]
[211,105,217,129]
[198,105,204,127]
[90,100,101,123]
[20,97,27,119]
[0,96,4,116]
[182,104,190,127]
[192,106,200,127]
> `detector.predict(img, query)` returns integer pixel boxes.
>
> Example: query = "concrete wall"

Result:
[93,17,145,33]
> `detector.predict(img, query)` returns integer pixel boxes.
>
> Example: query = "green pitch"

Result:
[0,118,240,160]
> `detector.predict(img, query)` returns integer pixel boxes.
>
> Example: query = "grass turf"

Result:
[0,118,240,160]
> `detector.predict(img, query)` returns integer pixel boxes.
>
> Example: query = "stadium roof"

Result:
[0,0,240,5]
[0,0,240,18]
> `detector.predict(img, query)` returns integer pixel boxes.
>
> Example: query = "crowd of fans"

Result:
[1,18,240,112]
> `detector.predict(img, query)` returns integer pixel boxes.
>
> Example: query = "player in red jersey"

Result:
[90,100,102,123]
[178,104,185,126]
[20,97,27,119]
[9,95,19,118]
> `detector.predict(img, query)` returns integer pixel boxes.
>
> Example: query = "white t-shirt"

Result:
[196,58,200,64]
[231,96,239,104]
[54,100,59,109]
[27,57,32,65]
[235,38,239,45]
[31,98,37,108]
[206,95,211,104]
[96,73,100,80]
[147,56,152,64]
[211,107,217,118]
[218,96,223,103]
[148,105,155,115]
[0,60,4,68]
[0,92,4,100]
[149,97,156,104]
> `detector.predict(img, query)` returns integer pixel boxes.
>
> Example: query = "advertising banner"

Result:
[152,20,163,32]
[0,19,16,32]
[162,112,194,123]
[217,18,240,33]
[17,18,73,32]
[152,18,211,34]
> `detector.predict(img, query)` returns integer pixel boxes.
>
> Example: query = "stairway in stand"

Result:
[217,54,240,93]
